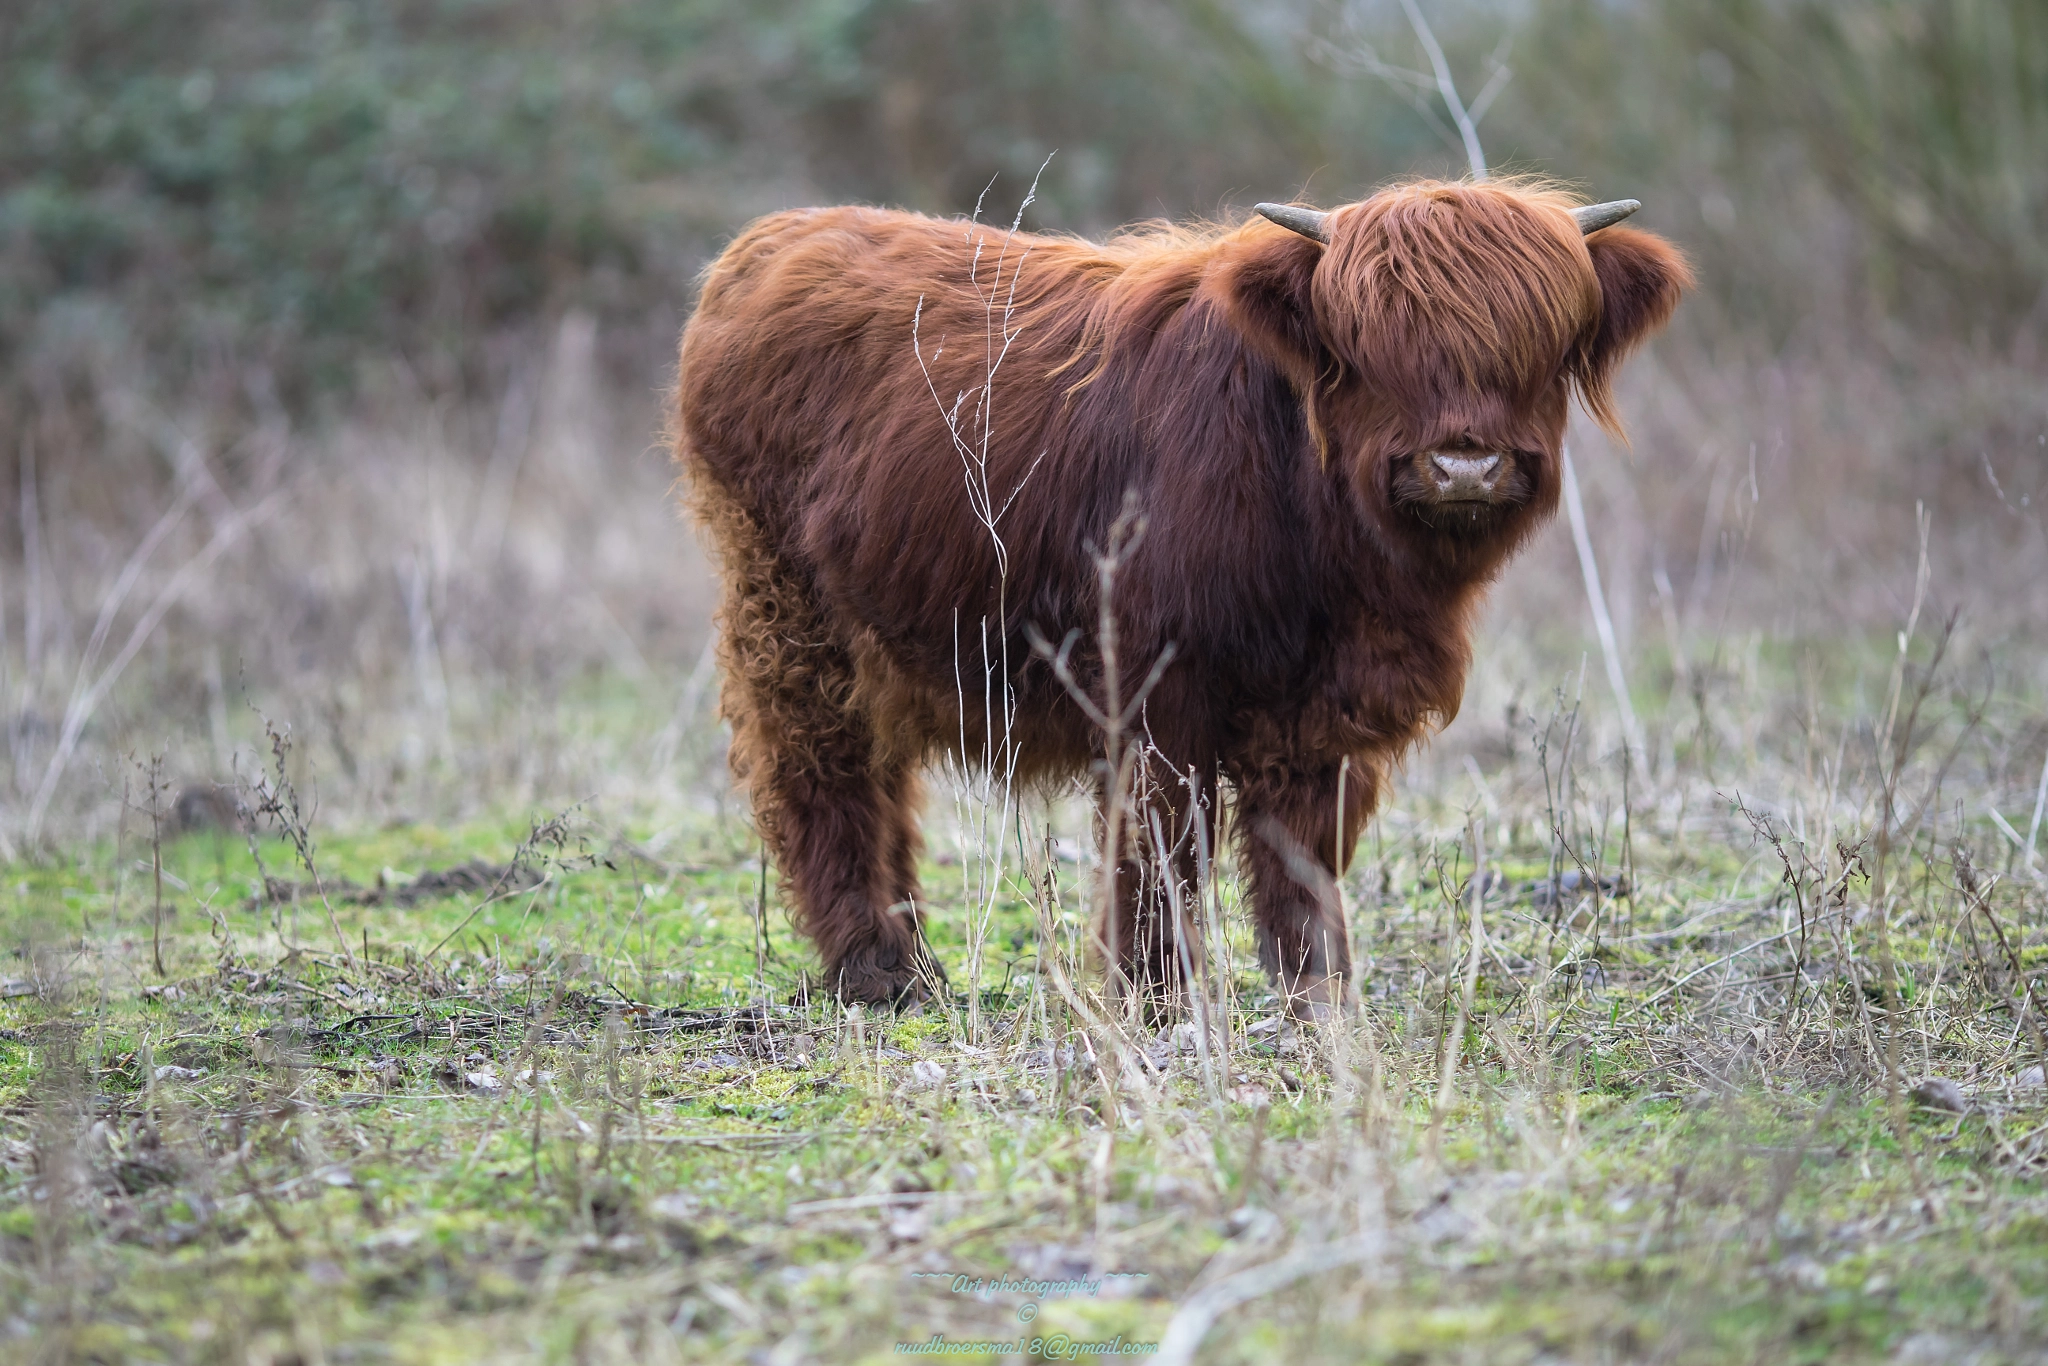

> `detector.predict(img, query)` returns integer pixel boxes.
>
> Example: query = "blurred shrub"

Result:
[2,0,747,398]
[0,0,2039,408]
[0,0,1418,404]
[1496,0,2048,343]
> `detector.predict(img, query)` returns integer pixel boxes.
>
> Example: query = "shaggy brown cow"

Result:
[673,179,1689,1011]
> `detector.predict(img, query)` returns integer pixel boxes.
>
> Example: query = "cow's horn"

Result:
[1573,199,1642,234]
[1255,203,1329,244]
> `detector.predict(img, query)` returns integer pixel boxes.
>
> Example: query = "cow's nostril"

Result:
[1425,451,1508,500]
[1429,452,1502,479]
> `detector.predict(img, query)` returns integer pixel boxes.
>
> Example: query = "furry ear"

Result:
[1214,228,1327,383]
[1572,226,1693,436]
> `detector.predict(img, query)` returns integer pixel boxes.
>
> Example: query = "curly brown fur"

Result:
[686,483,939,1004]
[672,180,1689,1009]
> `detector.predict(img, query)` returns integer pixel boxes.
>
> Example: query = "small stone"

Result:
[1774,1254,1827,1291]
[1908,1077,1966,1113]
[911,1059,947,1089]
[1136,1173,1187,1201]
[1893,1331,1961,1365]
[650,1191,701,1222]
[153,1064,205,1082]
[650,1194,704,1256]
[360,1226,420,1251]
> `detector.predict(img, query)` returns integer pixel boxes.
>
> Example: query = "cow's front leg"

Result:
[1232,759,1375,1019]
[1096,764,1210,1015]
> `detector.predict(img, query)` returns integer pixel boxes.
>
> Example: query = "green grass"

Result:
[6,775,2048,1364]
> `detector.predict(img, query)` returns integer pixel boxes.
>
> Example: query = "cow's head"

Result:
[1218,180,1691,570]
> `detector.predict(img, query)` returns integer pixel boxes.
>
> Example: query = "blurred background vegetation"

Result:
[7,0,2042,395]
[1,0,2044,846]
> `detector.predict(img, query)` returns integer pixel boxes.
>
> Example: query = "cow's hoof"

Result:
[1124,976,1195,1027]
[887,972,936,1011]
[1280,975,1354,1024]
[830,942,946,1010]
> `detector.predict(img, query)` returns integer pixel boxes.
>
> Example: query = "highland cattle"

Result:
[673,179,1690,1011]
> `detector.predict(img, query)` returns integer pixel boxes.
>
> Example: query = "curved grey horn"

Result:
[1255,202,1329,244]
[1573,199,1641,234]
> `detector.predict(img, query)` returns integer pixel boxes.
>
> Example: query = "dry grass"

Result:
[6,2,2047,1358]
[4,312,715,856]
[3,253,2048,1364]
[2,602,2046,1363]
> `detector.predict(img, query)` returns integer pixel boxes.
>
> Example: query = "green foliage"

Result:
[1497,0,2048,340]
[0,0,1405,397]
[6,808,2048,1361]
[2,0,743,392]
[9,0,2036,404]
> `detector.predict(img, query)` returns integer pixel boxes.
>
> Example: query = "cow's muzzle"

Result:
[1424,451,1507,503]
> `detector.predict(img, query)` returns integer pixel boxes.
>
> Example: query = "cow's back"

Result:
[676,207,1152,638]
[671,204,1385,769]
[681,208,933,508]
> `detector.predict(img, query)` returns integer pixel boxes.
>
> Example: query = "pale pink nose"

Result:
[1429,452,1503,500]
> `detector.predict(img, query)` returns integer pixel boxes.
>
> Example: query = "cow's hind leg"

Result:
[753,744,935,1004]
[709,504,937,1005]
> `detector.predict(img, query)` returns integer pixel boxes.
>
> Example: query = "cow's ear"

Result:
[1214,229,1327,382]
[1571,226,1692,435]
